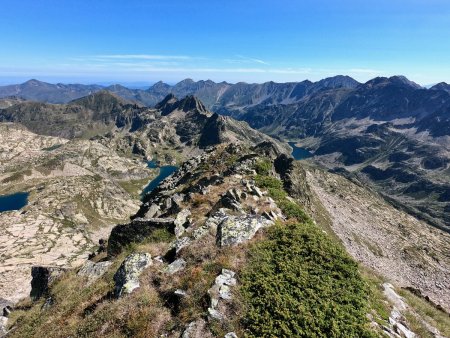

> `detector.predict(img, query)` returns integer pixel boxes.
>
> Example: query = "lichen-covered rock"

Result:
[217,188,245,212]
[165,258,186,275]
[224,332,238,338]
[77,260,113,285]
[207,269,237,321]
[382,283,416,338]
[0,316,8,337]
[30,266,67,300]
[174,209,191,237]
[144,203,160,218]
[113,253,152,298]
[0,299,12,337]
[216,215,273,247]
[181,318,213,338]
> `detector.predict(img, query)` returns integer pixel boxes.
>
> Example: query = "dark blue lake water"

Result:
[147,159,158,169]
[0,192,29,212]
[289,142,313,160]
[141,165,178,197]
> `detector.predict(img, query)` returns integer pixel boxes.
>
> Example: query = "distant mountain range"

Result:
[0,90,287,156]
[1,76,449,229]
[0,76,362,107]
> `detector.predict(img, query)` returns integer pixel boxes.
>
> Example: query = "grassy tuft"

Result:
[240,222,378,338]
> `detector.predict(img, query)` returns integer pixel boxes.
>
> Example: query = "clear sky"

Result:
[1,0,449,85]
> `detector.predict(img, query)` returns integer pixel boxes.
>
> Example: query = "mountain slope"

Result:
[0,91,146,138]
[214,76,450,230]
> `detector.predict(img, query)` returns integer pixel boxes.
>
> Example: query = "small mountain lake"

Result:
[141,162,178,198]
[289,142,313,160]
[147,159,159,169]
[0,192,29,212]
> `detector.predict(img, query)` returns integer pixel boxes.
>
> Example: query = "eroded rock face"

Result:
[113,253,152,298]
[30,266,66,300]
[216,215,273,247]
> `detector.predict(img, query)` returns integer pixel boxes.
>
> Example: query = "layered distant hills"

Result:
[1,76,449,229]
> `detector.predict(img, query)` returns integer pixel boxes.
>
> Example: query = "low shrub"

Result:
[240,222,377,338]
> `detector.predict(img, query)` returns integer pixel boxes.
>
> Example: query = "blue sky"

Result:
[0,0,449,85]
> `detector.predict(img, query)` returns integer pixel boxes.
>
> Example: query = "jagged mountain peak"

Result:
[157,94,208,116]
[155,93,178,108]
[389,75,422,88]
[176,95,208,113]
[176,78,195,86]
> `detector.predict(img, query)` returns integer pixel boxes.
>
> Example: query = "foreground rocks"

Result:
[113,253,152,298]
[77,260,113,285]
[30,266,67,300]
[216,215,273,247]
[207,269,237,320]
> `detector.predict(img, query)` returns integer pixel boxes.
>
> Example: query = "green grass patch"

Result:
[254,159,272,176]
[255,174,309,223]
[240,221,378,338]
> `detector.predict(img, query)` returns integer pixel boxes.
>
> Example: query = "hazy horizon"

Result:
[0,74,445,88]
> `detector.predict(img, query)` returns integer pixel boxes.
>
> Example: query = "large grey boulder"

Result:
[217,215,273,247]
[77,260,113,285]
[30,266,67,300]
[113,253,152,298]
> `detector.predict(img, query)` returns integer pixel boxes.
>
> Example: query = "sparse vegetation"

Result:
[255,173,309,222]
[399,288,450,337]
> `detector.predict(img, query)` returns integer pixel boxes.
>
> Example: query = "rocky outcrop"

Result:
[174,209,191,237]
[113,253,152,298]
[216,215,273,247]
[165,258,187,275]
[108,218,175,258]
[181,318,213,338]
[77,261,113,285]
[30,266,66,300]
[216,188,245,212]
[275,154,312,208]
[382,283,416,338]
[207,269,237,321]
[0,299,12,337]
